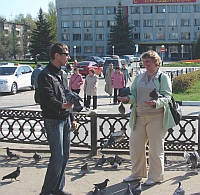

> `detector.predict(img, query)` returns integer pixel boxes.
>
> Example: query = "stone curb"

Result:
[177,101,200,106]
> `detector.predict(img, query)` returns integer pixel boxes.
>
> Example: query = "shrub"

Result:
[172,69,200,93]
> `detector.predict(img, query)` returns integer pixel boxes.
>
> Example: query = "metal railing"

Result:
[0,109,199,155]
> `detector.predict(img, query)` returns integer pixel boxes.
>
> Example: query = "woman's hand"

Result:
[117,96,130,103]
[143,100,156,106]
[71,121,78,132]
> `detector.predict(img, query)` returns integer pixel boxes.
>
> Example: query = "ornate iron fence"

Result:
[0,109,199,156]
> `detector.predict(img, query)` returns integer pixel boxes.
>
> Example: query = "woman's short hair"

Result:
[74,67,78,71]
[89,68,95,74]
[141,50,162,67]
[115,66,120,70]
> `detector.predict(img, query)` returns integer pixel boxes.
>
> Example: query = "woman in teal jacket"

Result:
[118,50,176,186]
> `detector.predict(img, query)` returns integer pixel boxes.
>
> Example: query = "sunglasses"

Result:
[60,52,69,56]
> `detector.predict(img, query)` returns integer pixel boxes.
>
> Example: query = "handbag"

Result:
[169,96,182,125]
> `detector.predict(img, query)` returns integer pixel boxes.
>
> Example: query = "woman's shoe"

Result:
[123,175,142,182]
[143,179,155,186]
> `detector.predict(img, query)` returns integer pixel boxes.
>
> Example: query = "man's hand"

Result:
[143,100,156,106]
[71,121,78,132]
[117,96,130,103]
[61,102,73,110]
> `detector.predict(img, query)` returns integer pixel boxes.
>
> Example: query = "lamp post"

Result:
[161,45,165,66]
[190,45,192,60]
[73,45,76,61]
[181,44,184,59]
[112,45,115,55]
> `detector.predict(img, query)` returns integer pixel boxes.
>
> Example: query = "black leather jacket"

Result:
[38,62,70,120]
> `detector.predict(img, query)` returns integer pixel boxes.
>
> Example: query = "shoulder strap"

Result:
[158,73,162,83]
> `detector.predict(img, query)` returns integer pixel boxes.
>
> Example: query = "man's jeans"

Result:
[40,118,70,195]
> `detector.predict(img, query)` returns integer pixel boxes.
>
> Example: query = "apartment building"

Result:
[56,0,200,59]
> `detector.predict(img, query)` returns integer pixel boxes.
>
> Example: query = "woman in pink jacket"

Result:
[110,66,125,104]
[69,67,83,94]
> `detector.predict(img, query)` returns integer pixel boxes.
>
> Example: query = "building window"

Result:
[95,7,104,15]
[107,7,116,14]
[194,19,200,26]
[133,33,140,40]
[168,5,178,12]
[61,21,69,28]
[84,21,92,28]
[131,6,140,14]
[169,33,178,39]
[156,19,165,26]
[72,21,81,28]
[181,19,191,26]
[133,20,140,27]
[181,32,190,39]
[181,5,190,12]
[83,7,92,15]
[194,32,200,39]
[84,46,93,53]
[107,20,115,27]
[96,46,104,53]
[73,34,81,40]
[144,20,153,27]
[194,5,200,12]
[96,20,104,28]
[72,8,81,15]
[61,33,70,41]
[143,6,153,13]
[144,33,153,40]
[155,5,165,13]
[156,33,165,40]
[169,19,178,26]
[61,8,70,15]
[84,34,93,40]
[96,34,104,40]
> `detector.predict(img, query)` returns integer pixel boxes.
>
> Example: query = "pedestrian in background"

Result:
[38,42,75,195]
[110,66,125,104]
[105,63,114,96]
[84,68,99,110]
[118,50,175,186]
[31,64,43,104]
[120,63,131,87]
[69,67,83,94]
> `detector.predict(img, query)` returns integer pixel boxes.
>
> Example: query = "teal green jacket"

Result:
[127,70,176,130]
[120,68,131,85]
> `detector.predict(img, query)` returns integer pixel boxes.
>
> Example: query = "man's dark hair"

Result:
[49,42,68,60]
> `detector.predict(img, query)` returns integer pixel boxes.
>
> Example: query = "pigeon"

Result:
[149,88,159,100]
[118,102,125,115]
[2,166,20,181]
[6,147,20,159]
[33,152,42,163]
[81,162,90,175]
[93,179,109,193]
[107,156,115,166]
[173,181,185,195]
[183,150,191,164]
[101,130,125,149]
[184,150,200,169]
[114,154,123,167]
[92,185,99,195]
[65,89,83,112]
[124,183,133,195]
[119,87,131,97]
[131,181,142,195]
[95,155,107,167]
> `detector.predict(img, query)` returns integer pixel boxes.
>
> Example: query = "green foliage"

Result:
[193,35,200,59]
[172,70,200,93]
[29,8,54,60]
[164,62,200,67]
[107,0,134,56]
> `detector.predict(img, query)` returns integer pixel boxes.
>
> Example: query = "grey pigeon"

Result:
[6,147,20,159]
[149,88,161,100]
[107,156,115,166]
[119,87,131,97]
[131,181,142,195]
[173,181,185,195]
[124,183,133,195]
[2,166,20,181]
[92,186,99,195]
[81,162,90,175]
[183,150,191,164]
[118,102,125,114]
[101,130,125,149]
[33,152,42,163]
[93,179,109,193]
[95,155,107,167]
[112,154,123,168]
[190,150,200,169]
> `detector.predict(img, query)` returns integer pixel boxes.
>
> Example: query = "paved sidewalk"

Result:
[1,142,200,195]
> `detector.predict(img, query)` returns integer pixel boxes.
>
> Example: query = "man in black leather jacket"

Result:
[38,42,74,195]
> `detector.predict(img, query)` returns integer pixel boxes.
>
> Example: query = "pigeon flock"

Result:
[3,146,200,194]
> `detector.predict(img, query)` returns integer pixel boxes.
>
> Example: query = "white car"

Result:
[0,64,34,94]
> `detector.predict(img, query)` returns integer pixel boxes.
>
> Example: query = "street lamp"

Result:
[181,45,184,59]
[190,45,192,60]
[112,45,115,55]
[73,45,76,61]
[161,45,165,65]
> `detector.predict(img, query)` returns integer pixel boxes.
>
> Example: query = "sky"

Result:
[1,0,52,20]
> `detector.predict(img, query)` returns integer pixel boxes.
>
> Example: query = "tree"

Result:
[45,1,57,43]
[193,35,200,59]
[107,0,134,56]
[29,8,53,59]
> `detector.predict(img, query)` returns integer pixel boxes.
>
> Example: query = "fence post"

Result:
[90,111,98,156]
[198,114,200,154]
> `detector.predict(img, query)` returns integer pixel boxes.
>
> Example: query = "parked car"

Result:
[0,64,34,94]
[76,61,102,77]
[103,59,133,77]
[120,55,134,64]
[85,56,104,67]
